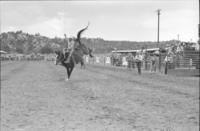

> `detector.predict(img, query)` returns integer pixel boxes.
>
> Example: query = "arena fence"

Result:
[1,50,199,72]
[0,53,53,61]
[84,50,200,73]
[174,50,199,69]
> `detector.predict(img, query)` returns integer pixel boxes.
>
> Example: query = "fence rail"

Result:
[83,50,199,71]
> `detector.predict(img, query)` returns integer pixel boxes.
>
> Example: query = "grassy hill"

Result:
[0,30,178,54]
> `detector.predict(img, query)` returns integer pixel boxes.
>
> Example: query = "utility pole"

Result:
[157,9,161,45]
[156,9,162,72]
[199,0,200,46]
[177,34,179,41]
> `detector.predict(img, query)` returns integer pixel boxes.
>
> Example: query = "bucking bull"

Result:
[55,24,93,81]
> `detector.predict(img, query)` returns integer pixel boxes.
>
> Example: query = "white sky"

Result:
[0,0,198,42]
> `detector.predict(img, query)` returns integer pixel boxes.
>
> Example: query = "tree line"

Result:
[0,30,177,54]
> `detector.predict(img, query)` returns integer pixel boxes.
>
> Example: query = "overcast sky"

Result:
[0,0,198,42]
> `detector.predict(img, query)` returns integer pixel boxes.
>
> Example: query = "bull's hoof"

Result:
[65,77,69,81]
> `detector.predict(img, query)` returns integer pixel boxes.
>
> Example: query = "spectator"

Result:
[132,55,136,69]
[164,54,170,74]
[111,54,115,66]
[127,53,133,70]
[135,52,143,75]
[151,54,156,72]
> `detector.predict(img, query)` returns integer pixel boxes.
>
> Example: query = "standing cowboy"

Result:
[164,54,170,74]
[151,54,157,72]
[127,53,133,70]
[135,51,143,75]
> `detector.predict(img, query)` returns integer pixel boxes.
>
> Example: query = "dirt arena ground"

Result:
[1,61,199,131]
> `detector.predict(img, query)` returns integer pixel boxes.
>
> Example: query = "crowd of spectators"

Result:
[111,50,154,75]
[110,48,172,75]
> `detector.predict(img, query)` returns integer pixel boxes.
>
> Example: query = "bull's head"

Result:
[54,51,64,65]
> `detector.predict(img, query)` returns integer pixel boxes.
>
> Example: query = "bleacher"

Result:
[176,49,199,69]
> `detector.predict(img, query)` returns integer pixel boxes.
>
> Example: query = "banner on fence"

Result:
[122,57,128,66]
[105,57,111,64]
[85,56,89,63]
[96,57,100,63]
[189,59,193,66]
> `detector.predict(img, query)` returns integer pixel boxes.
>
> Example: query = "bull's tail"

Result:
[77,22,90,45]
